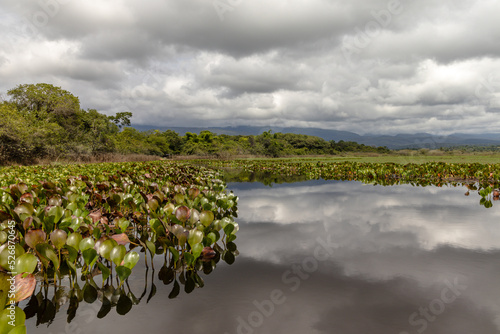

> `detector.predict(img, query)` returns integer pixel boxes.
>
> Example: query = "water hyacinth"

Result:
[66,232,83,251]
[199,211,214,227]
[0,160,240,329]
[188,228,203,247]
[50,229,67,249]
[79,237,95,252]
[99,239,118,261]
[25,229,46,249]
[14,253,38,274]
[175,206,190,223]
[123,251,140,269]
[110,245,127,266]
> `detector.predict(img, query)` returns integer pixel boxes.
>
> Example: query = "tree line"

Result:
[0,83,390,164]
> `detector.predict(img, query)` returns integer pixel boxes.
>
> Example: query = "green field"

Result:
[228,153,500,164]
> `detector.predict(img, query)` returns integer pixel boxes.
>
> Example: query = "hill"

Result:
[132,125,500,149]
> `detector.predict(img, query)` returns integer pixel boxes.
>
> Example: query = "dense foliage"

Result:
[0,83,389,164]
[0,160,239,331]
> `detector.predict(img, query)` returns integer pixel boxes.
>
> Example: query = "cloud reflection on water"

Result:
[229,180,500,333]
[25,179,500,334]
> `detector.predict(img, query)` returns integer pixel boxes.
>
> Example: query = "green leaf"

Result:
[82,248,97,267]
[123,251,139,270]
[147,198,159,212]
[206,232,218,245]
[150,219,163,234]
[0,306,25,334]
[66,259,76,275]
[227,242,237,252]
[64,245,78,262]
[48,206,64,224]
[224,224,234,236]
[93,227,101,240]
[79,237,95,252]
[168,247,179,263]
[184,252,194,266]
[223,251,235,265]
[115,266,132,282]
[168,280,180,299]
[110,245,126,266]
[145,240,155,258]
[116,292,133,315]
[13,203,34,216]
[117,218,130,232]
[98,239,116,261]
[97,297,111,319]
[14,253,38,274]
[6,325,27,334]
[0,272,10,308]
[50,229,67,249]
[97,263,110,281]
[66,233,83,251]
[83,283,98,303]
[36,243,59,270]
[191,243,203,259]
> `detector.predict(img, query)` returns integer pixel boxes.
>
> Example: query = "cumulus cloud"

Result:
[1,0,499,134]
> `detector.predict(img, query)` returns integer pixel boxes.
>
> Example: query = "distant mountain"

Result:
[132,125,500,149]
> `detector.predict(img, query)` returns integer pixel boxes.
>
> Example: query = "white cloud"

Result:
[1,0,500,134]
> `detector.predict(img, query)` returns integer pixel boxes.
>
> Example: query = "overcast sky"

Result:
[1,0,500,135]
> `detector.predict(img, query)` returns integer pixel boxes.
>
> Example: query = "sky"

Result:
[1,0,500,135]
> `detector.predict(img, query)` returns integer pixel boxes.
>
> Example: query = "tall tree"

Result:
[7,83,81,123]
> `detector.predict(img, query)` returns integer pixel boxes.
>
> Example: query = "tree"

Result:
[7,83,80,123]
[6,83,86,156]
[162,130,183,154]
[81,109,118,155]
[108,112,132,129]
[0,102,38,163]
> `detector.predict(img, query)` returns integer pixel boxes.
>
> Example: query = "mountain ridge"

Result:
[132,125,500,149]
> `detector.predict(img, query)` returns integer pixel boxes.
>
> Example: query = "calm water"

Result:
[24,180,500,334]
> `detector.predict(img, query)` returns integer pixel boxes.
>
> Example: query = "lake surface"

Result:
[24,180,500,334]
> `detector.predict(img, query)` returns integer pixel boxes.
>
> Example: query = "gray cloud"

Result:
[1,0,500,134]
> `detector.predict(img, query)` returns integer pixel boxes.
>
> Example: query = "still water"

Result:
[25,180,500,334]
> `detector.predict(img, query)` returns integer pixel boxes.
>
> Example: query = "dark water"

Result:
[25,180,500,334]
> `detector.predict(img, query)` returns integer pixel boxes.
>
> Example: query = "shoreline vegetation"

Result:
[2,83,500,167]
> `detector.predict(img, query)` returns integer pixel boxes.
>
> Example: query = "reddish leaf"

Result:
[111,233,131,246]
[201,247,216,260]
[100,216,109,225]
[96,183,109,191]
[88,210,102,224]
[25,229,46,249]
[188,187,200,199]
[0,210,12,221]
[23,216,33,230]
[14,273,37,302]
[175,206,190,223]
[19,193,34,204]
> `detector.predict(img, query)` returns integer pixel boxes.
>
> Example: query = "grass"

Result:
[6,152,500,168]
[227,153,500,164]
